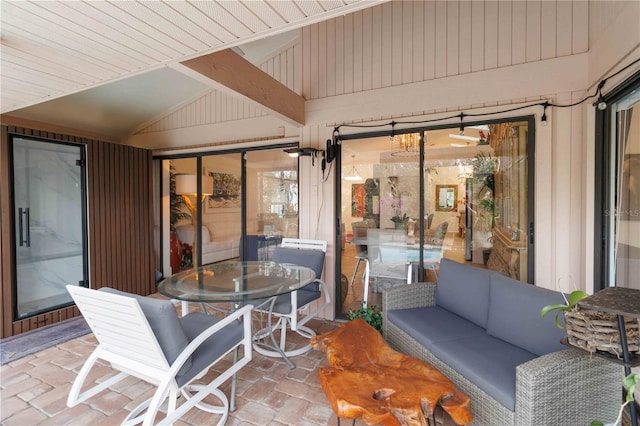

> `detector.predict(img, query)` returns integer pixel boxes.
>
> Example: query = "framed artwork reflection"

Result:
[204,169,241,212]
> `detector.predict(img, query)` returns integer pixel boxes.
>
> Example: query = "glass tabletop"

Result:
[158,261,316,303]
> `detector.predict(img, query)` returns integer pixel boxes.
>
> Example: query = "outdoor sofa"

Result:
[383,259,621,425]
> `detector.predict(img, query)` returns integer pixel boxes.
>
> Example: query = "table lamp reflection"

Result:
[175,174,213,271]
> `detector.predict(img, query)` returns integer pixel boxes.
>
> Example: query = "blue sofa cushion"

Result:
[431,334,538,411]
[435,259,494,328]
[99,288,191,375]
[387,306,486,350]
[486,274,567,356]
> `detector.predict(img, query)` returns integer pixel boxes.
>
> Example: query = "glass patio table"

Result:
[158,261,316,368]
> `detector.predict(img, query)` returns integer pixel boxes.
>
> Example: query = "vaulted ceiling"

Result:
[1,0,385,138]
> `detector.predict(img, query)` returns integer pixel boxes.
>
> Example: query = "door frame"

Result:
[9,133,89,320]
[154,142,299,271]
[333,115,536,318]
[594,70,640,291]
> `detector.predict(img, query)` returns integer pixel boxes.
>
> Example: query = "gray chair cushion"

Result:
[253,284,321,315]
[271,247,325,287]
[98,288,191,375]
[430,334,538,411]
[435,259,494,328]
[258,246,325,313]
[176,312,244,387]
[486,274,567,356]
[387,306,486,350]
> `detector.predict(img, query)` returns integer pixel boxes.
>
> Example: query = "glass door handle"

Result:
[18,208,30,247]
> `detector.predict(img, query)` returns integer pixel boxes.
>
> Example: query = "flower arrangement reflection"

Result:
[180,243,193,269]
[381,194,409,226]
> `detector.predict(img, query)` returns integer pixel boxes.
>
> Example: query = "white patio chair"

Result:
[66,285,253,426]
[252,238,331,358]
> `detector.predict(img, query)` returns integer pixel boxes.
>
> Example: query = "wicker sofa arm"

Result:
[383,282,437,312]
[382,283,437,336]
[515,348,620,425]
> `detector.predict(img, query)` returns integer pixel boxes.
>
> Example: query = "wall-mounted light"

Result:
[541,101,549,127]
[284,147,323,158]
[389,121,396,144]
[283,147,326,170]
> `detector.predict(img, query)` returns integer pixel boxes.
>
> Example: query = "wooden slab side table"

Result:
[578,287,640,426]
[310,319,473,426]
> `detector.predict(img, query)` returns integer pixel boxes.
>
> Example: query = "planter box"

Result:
[565,309,640,357]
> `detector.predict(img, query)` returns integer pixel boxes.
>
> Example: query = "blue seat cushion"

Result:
[254,283,321,315]
[176,312,244,387]
[99,288,191,375]
[431,334,538,411]
[435,259,494,328]
[487,274,567,356]
[272,247,325,283]
[387,306,486,350]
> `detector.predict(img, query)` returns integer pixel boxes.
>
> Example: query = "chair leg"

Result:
[67,348,129,408]
[230,347,239,412]
[279,317,288,350]
[362,259,370,308]
[349,257,363,287]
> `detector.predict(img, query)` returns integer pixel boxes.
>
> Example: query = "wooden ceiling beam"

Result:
[177,49,305,127]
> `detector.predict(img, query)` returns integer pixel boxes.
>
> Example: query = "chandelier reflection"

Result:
[391,132,421,157]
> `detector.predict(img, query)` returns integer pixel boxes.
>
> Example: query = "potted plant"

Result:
[542,289,640,364]
[170,164,190,273]
[347,301,383,333]
[540,289,589,329]
[380,194,408,229]
[469,152,499,260]
[591,372,639,426]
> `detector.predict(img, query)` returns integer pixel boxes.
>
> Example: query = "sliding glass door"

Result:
[245,149,299,260]
[337,119,534,317]
[201,153,243,263]
[596,73,640,290]
[161,145,298,275]
[12,137,88,319]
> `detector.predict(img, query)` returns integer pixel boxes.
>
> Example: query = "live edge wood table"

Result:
[310,319,473,426]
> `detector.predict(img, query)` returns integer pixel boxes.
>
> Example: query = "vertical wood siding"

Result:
[137,1,590,135]
[137,90,267,134]
[0,125,154,338]
[301,0,589,100]
[136,43,301,134]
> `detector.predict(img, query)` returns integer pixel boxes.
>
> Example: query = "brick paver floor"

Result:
[1,316,346,426]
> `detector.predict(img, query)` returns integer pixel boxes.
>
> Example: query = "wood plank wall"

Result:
[137,43,299,135]
[0,125,155,338]
[138,1,591,134]
[300,0,589,100]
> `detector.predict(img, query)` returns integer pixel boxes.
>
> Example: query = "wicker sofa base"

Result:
[386,321,514,425]
[383,283,621,426]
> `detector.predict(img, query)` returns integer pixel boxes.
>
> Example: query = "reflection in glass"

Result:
[13,138,86,318]
[608,88,640,289]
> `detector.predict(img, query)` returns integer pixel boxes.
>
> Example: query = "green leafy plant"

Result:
[591,372,639,426]
[170,164,190,232]
[347,301,383,333]
[540,290,590,329]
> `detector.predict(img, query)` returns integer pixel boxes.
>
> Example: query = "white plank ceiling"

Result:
[0,0,384,136]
